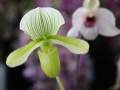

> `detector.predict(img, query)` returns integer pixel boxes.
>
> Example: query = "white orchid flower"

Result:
[67,0,120,40]
[6,7,89,78]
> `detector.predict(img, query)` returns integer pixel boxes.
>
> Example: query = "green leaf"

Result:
[49,35,89,54]
[38,47,60,78]
[6,38,43,67]
[20,7,65,40]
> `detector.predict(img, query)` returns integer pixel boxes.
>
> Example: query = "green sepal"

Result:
[38,47,60,78]
[49,35,89,54]
[6,38,43,67]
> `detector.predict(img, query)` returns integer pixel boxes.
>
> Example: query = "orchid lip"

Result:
[84,15,96,28]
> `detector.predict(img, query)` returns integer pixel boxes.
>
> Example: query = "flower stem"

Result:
[75,55,80,90]
[56,76,65,90]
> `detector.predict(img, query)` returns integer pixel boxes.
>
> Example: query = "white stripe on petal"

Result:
[20,7,65,40]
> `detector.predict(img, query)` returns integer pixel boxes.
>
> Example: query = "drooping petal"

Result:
[96,8,115,25]
[67,7,89,37]
[20,7,65,40]
[49,35,89,54]
[38,47,60,78]
[83,0,100,11]
[96,8,120,36]
[6,38,43,67]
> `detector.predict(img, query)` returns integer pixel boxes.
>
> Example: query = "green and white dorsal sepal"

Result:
[20,7,65,40]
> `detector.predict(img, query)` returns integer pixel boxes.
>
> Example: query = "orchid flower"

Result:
[67,0,120,40]
[6,7,89,78]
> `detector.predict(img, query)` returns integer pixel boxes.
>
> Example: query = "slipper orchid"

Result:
[67,0,120,40]
[6,7,89,78]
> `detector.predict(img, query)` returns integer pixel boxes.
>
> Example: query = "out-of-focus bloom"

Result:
[67,0,120,40]
[6,7,89,78]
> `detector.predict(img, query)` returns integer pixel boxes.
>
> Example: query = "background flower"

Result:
[67,0,120,40]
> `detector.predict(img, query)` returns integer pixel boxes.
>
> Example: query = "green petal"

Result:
[38,47,60,78]
[6,38,43,67]
[20,7,65,40]
[49,35,89,54]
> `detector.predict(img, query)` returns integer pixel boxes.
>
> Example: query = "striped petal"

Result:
[49,35,89,54]
[6,38,43,67]
[20,7,65,40]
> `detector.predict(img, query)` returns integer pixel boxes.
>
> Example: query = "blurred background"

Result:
[0,0,120,90]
